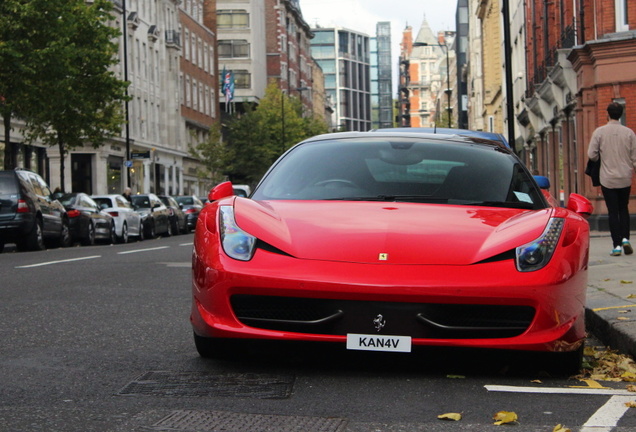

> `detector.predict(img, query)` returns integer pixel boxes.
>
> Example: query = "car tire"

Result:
[82,222,96,246]
[193,332,224,358]
[58,219,72,248]
[146,221,156,239]
[0,242,4,253]
[108,222,117,244]
[138,222,145,241]
[165,220,172,237]
[118,222,129,244]
[171,219,180,235]
[18,219,45,251]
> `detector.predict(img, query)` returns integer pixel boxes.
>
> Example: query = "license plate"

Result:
[346,333,412,353]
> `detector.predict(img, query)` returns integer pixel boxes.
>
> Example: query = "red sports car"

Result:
[191,131,593,372]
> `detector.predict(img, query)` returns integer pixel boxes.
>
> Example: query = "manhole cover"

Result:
[151,410,347,432]
[152,410,347,432]
[118,371,294,399]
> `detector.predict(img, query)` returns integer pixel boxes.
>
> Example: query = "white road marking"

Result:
[580,395,635,431]
[117,246,169,254]
[485,385,634,396]
[15,255,101,268]
[179,242,193,247]
[486,385,636,431]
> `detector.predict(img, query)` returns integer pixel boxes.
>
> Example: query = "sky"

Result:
[298,0,457,45]
[297,0,457,94]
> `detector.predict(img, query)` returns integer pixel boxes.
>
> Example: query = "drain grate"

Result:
[151,410,347,432]
[118,371,294,399]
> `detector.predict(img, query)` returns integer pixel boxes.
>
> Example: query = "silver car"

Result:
[92,194,144,243]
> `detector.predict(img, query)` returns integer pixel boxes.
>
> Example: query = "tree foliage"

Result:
[20,0,128,190]
[0,0,128,189]
[221,82,330,185]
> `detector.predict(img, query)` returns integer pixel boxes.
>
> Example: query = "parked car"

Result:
[92,194,144,243]
[192,131,594,374]
[0,169,72,252]
[159,195,187,235]
[57,193,116,245]
[174,195,204,232]
[130,193,171,238]
[232,184,252,197]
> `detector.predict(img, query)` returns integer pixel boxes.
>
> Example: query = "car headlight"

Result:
[516,218,564,272]
[219,206,256,261]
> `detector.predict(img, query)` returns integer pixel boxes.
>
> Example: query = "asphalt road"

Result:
[1,234,636,432]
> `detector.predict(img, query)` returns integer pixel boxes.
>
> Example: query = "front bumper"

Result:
[191,246,588,353]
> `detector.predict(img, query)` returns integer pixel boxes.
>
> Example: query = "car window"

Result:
[27,174,44,196]
[176,196,193,205]
[93,197,112,209]
[252,138,546,209]
[59,194,77,206]
[0,172,18,195]
[115,196,131,208]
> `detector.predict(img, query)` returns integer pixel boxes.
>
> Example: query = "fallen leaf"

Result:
[437,412,462,421]
[531,379,542,383]
[627,294,636,299]
[553,425,571,432]
[621,280,633,284]
[626,384,636,392]
[493,411,518,425]
[625,401,636,408]
[446,374,465,379]
[621,372,636,382]
[619,310,631,313]
[617,317,631,321]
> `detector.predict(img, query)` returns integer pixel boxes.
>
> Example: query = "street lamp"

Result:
[122,0,131,188]
[413,42,451,128]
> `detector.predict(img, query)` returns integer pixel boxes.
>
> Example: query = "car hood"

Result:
[233,199,554,265]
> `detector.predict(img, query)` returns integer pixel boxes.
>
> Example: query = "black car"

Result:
[159,195,187,235]
[174,195,204,232]
[57,193,116,245]
[130,193,171,238]
[0,169,72,252]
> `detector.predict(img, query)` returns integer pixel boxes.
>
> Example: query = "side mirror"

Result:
[209,181,234,202]
[533,175,550,190]
[567,193,593,219]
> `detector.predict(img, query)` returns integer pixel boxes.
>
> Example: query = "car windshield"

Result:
[175,196,193,205]
[93,198,113,209]
[251,137,547,209]
[58,194,78,206]
[131,196,151,208]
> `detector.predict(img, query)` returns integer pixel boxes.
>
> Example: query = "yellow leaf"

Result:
[621,280,633,284]
[625,401,636,408]
[584,346,597,356]
[493,411,518,425]
[531,379,542,383]
[626,384,636,392]
[437,412,462,421]
[627,294,636,299]
[617,317,631,321]
[553,425,572,432]
[621,372,636,382]
[619,310,631,314]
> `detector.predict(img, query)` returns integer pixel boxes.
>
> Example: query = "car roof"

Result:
[301,130,511,152]
[368,128,511,148]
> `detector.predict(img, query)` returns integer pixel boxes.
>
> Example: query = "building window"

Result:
[616,0,629,31]
[218,40,250,58]
[232,70,251,89]
[217,10,249,29]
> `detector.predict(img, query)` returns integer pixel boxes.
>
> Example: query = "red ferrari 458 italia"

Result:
[191,131,593,372]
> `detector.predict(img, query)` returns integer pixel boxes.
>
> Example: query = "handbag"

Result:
[585,158,601,186]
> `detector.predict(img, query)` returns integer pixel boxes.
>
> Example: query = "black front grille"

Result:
[230,295,535,339]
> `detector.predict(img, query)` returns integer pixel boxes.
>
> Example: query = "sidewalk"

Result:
[586,232,636,358]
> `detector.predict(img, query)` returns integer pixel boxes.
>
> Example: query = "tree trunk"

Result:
[58,135,66,193]
[3,113,14,170]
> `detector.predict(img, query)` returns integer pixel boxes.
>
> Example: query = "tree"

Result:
[0,0,37,169]
[187,121,228,186]
[21,0,128,191]
[223,83,329,184]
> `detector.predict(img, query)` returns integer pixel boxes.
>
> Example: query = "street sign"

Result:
[131,151,150,159]
[125,160,133,168]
